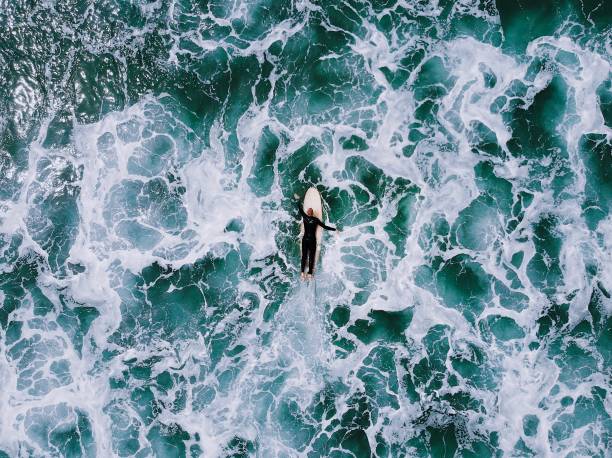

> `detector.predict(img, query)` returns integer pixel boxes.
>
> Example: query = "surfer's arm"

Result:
[318,220,336,231]
[297,202,307,218]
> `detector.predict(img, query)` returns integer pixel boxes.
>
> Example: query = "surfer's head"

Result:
[307,208,314,216]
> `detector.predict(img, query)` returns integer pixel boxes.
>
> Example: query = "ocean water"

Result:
[0,0,610,456]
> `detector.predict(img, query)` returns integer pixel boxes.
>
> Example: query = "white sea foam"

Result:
[0,3,610,456]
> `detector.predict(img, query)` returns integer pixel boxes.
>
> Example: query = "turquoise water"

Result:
[0,0,611,456]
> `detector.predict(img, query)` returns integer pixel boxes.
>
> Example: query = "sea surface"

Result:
[0,1,611,456]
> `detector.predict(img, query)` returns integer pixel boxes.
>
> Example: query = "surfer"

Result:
[296,198,337,280]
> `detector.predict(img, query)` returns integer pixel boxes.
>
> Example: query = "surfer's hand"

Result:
[293,193,300,200]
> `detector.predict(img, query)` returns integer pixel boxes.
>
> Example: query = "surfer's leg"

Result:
[301,238,308,273]
[308,239,316,274]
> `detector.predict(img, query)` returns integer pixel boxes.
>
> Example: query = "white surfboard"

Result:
[300,187,323,272]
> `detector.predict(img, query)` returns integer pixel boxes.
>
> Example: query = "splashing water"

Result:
[0,1,610,456]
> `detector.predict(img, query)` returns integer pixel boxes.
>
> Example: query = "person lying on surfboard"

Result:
[296,198,337,280]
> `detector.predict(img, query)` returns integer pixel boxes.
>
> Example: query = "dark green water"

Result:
[0,1,610,456]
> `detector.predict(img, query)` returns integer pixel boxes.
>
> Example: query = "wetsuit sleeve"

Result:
[317,220,336,231]
[297,202,307,218]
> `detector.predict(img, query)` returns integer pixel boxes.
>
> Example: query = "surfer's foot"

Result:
[300,272,306,281]
[307,273,313,280]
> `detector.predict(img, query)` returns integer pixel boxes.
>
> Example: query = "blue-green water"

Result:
[0,1,611,456]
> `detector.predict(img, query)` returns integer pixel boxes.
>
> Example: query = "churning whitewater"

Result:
[0,0,610,456]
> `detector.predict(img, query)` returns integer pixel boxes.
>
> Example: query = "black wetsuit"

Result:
[298,203,336,274]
